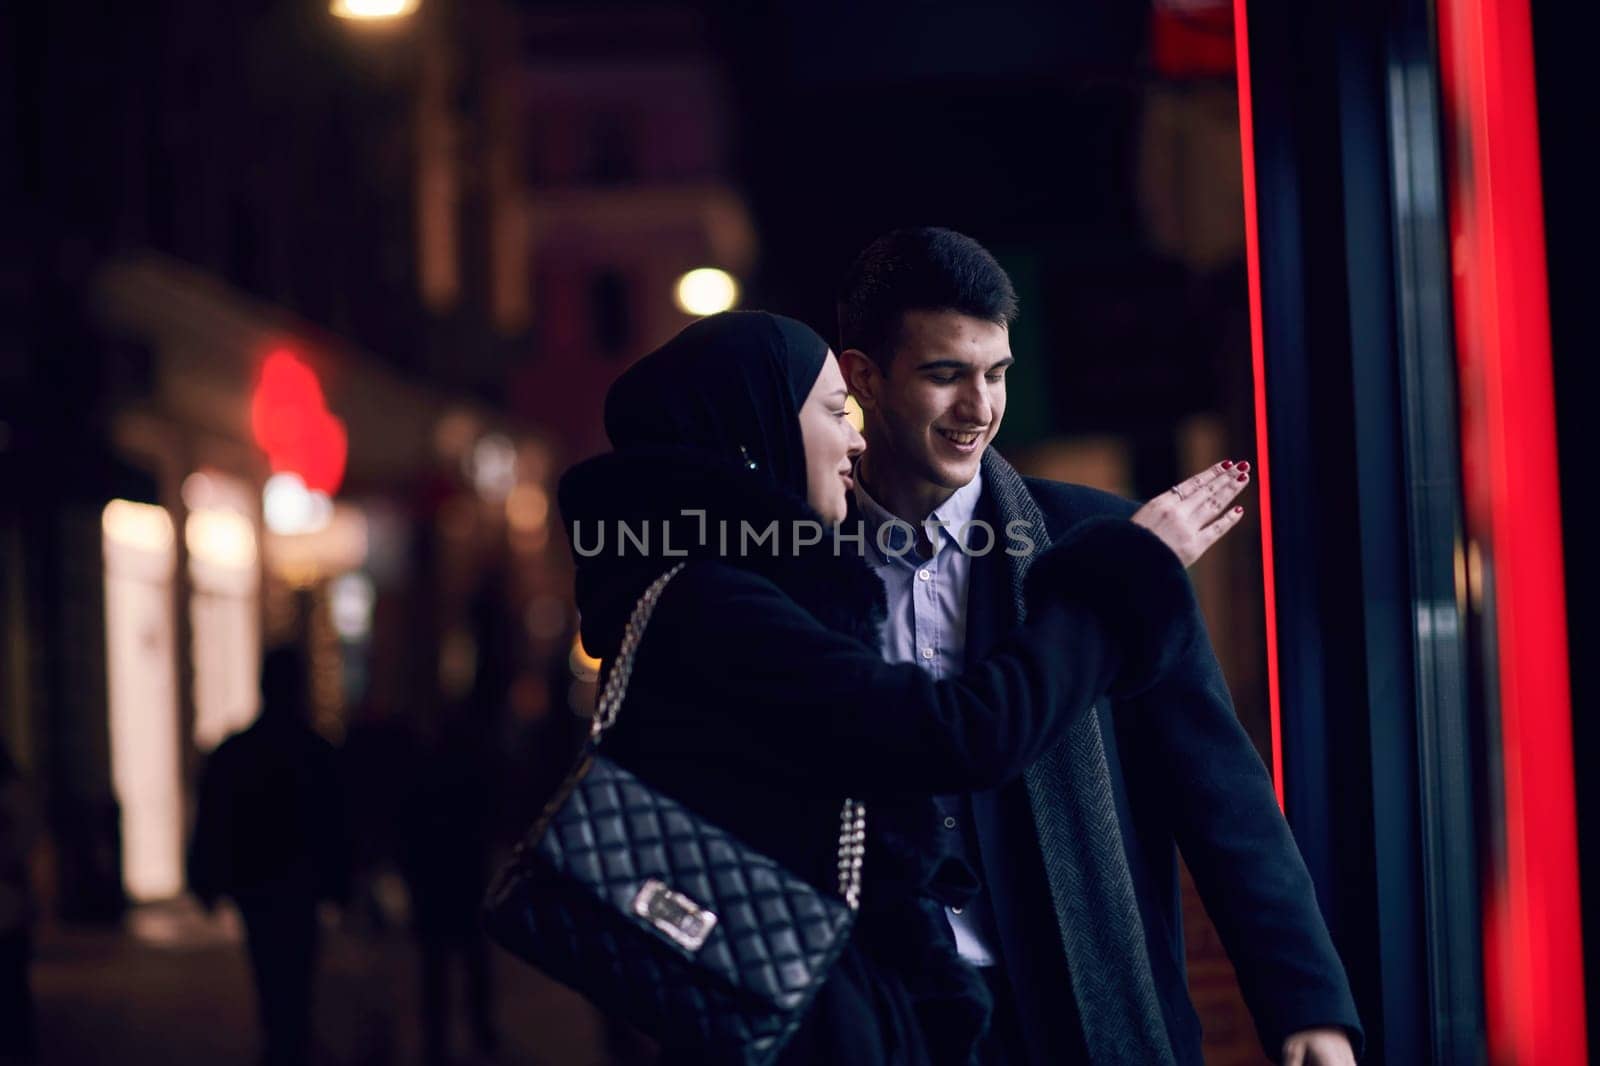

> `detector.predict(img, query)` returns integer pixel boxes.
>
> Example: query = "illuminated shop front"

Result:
[74,256,565,911]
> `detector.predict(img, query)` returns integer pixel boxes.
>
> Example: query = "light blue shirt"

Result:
[855,471,1000,968]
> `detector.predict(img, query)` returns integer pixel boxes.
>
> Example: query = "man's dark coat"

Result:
[967,451,1362,1065]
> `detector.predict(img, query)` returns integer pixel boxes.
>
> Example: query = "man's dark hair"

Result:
[837,227,1018,372]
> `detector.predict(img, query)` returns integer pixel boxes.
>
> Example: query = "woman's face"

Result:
[798,352,867,524]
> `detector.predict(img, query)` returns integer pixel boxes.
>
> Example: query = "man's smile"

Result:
[936,428,984,451]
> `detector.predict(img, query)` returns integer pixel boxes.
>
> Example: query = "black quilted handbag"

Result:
[483,564,867,1066]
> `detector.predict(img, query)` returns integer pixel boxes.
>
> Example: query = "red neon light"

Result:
[1436,0,1586,1062]
[1230,0,1284,808]
[251,349,348,496]
[1150,2,1235,79]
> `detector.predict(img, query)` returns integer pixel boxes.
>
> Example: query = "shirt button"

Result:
[917,569,932,582]
[921,647,935,660]
[943,816,957,829]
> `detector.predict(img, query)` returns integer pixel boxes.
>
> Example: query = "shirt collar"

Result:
[854,467,985,559]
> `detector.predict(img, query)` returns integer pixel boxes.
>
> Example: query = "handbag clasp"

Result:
[632,879,718,952]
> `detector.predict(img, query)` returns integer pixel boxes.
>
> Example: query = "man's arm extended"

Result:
[1024,473,1359,1060]
[1119,633,1363,1059]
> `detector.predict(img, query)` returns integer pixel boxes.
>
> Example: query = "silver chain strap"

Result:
[590,562,866,912]
[592,564,686,737]
[836,799,866,910]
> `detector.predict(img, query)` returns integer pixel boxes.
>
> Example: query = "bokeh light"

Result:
[673,268,740,316]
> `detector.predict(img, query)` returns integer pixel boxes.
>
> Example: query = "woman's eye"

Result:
[832,409,849,419]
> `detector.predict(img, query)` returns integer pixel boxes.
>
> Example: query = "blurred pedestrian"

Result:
[340,697,413,932]
[400,702,501,1066]
[396,573,512,1065]
[0,740,37,1064]
[188,646,348,1066]
[396,694,502,1056]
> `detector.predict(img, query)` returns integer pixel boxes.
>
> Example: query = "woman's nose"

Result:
[847,424,866,458]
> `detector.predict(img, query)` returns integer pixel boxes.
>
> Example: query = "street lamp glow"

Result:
[331,0,420,20]
[674,268,740,316]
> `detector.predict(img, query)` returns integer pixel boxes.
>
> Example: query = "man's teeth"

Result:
[940,430,980,445]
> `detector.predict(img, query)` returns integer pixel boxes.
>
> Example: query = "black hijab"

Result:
[603,311,829,501]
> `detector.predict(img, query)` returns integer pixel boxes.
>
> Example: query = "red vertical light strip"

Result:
[1230,0,1284,807]
[1436,0,1586,1062]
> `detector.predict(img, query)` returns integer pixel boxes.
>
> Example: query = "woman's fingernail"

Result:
[1237,474,1248,482]
[1221,460,1234,469]
[1234,506,1244,514]
[1237,461,1251,472]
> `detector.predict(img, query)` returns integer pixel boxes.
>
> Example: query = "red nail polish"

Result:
[1221,460,1233,469]
[1237,474,1248,482]
[1237,461,1251,472]
[1234,506,1243,514]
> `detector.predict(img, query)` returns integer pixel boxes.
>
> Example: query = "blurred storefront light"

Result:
[674,268,740,316]
[506,483,549,535]
[331,0,419,20]
[467,434,518,501]
[329,572,376,641]
[264,504,369,587]
[433,409,480,462]
[845,395,865,433]
[263,472,334,536]
[103,499,176,556]
[440,629,477,699]
[184,472,262,753]
[180,471,217,512]
[252,348,347,496]
[568,634,601,682]
[185,508,257,571]
[526,595,569,642]
[101,500,184,902]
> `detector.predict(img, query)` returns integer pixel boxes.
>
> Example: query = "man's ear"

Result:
[837,348,881,410]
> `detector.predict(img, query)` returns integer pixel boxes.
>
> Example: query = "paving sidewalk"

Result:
[28,899,643,1066]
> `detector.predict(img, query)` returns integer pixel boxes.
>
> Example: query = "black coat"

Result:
[558,448,1201,1066]
[963,453,1363,1065]
[187,713,347,908]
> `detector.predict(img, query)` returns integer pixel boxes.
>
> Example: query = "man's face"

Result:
[848,310,1012,494]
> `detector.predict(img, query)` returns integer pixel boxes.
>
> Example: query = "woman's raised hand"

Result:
[1130,461,1251,568]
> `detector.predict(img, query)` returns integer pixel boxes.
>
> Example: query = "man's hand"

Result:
[1130,460,1252,567]
[1282,1026,1356,1066]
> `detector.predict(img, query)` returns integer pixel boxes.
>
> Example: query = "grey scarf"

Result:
[984,449,1177,1065]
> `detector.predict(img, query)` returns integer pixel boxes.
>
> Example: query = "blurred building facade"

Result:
[497,8,757,454]
[1,0,750,924]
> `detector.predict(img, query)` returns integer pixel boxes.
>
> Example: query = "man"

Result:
[188,646,348,1066]
[836,228,1360,1065]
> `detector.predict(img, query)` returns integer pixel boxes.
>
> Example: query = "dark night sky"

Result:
[701,0,1152,320]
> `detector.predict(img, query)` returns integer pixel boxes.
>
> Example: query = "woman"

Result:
[557,311,1198,1064]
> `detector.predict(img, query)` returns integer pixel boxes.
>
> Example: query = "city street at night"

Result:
[4,0,1592,1063]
